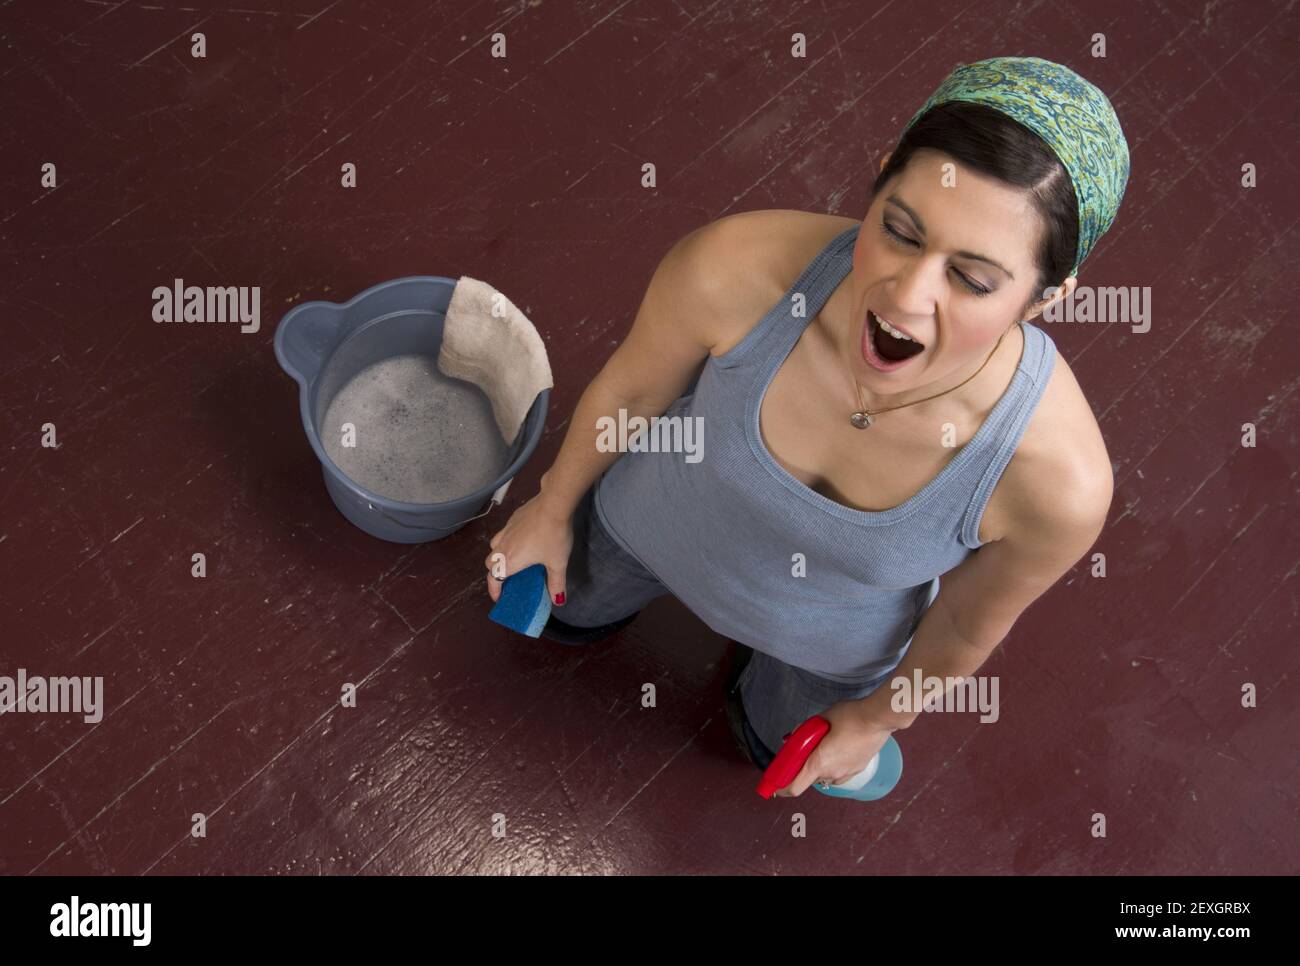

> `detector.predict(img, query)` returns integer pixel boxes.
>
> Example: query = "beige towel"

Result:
[437,275,553,445]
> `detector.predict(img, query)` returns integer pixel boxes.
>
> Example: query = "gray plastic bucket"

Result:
[274,275,549,544]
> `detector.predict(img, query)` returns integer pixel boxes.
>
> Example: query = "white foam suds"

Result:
[322,354,510,505]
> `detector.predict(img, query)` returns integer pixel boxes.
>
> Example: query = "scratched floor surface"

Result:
[2,0,1297,875]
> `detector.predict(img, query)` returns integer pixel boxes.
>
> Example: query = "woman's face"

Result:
[847,147,1068,399]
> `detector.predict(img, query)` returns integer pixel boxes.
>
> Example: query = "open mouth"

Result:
[864,309,926,370]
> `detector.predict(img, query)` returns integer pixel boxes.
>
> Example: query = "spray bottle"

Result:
[755,714,903,801]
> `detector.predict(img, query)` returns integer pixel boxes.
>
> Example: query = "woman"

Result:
[484,57,1130,796]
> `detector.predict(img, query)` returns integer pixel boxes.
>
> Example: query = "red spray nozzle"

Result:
[756,715,830,798]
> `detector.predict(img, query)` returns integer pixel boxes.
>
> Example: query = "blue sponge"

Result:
[488,563,552,637]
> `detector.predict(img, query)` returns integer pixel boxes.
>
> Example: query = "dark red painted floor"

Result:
[2,0,1297,876]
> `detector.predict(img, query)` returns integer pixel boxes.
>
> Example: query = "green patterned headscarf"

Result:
[901,56,1130,278]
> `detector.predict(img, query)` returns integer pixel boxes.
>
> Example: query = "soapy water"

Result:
[322,353,511,505]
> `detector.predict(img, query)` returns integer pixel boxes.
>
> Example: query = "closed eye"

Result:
[879,220,992,297]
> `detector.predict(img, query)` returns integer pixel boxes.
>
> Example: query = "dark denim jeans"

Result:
[740,704,777,770]
[556,480,936,773]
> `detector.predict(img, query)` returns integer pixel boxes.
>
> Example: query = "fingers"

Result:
[778,755,824,798]
[485,550,508,603]
[546,567,566,607]
[483,548,565,607]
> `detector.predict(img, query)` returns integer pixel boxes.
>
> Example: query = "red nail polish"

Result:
[554,592,565,605]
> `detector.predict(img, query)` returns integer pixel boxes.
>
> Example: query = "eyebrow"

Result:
[885,195,1015,279]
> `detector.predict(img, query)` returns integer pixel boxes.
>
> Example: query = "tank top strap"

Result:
[711,224,859,370]
[958,321,1058,548]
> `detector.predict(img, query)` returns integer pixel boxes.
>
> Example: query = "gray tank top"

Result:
[594,223,1057,684]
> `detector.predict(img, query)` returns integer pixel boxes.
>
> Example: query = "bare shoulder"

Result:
[701,210,859,358]
[986,344,1115,544]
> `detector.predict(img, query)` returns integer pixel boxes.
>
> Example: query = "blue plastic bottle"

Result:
[756,715,903,802]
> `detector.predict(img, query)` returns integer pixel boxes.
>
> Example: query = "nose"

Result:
[889,254,942,322]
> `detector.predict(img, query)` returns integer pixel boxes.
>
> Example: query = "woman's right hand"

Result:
[483,492,575,607]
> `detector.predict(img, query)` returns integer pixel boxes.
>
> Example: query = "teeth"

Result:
[874,311,914,341]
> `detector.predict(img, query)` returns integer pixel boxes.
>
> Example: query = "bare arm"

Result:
[535,216,746,519]
[776,456,1113,793]
[854,457,1114,731]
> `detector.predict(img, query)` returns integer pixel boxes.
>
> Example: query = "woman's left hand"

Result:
[773,701,893,797]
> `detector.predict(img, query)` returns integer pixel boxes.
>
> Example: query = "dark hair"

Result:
[870,100,1079,316]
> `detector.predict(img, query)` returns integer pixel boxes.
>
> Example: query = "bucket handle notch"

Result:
[365,479,514,533]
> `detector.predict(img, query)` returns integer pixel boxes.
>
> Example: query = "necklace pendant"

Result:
[850,411,874,429]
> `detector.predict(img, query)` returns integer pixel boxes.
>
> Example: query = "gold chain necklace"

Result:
[846,320,1010,428]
